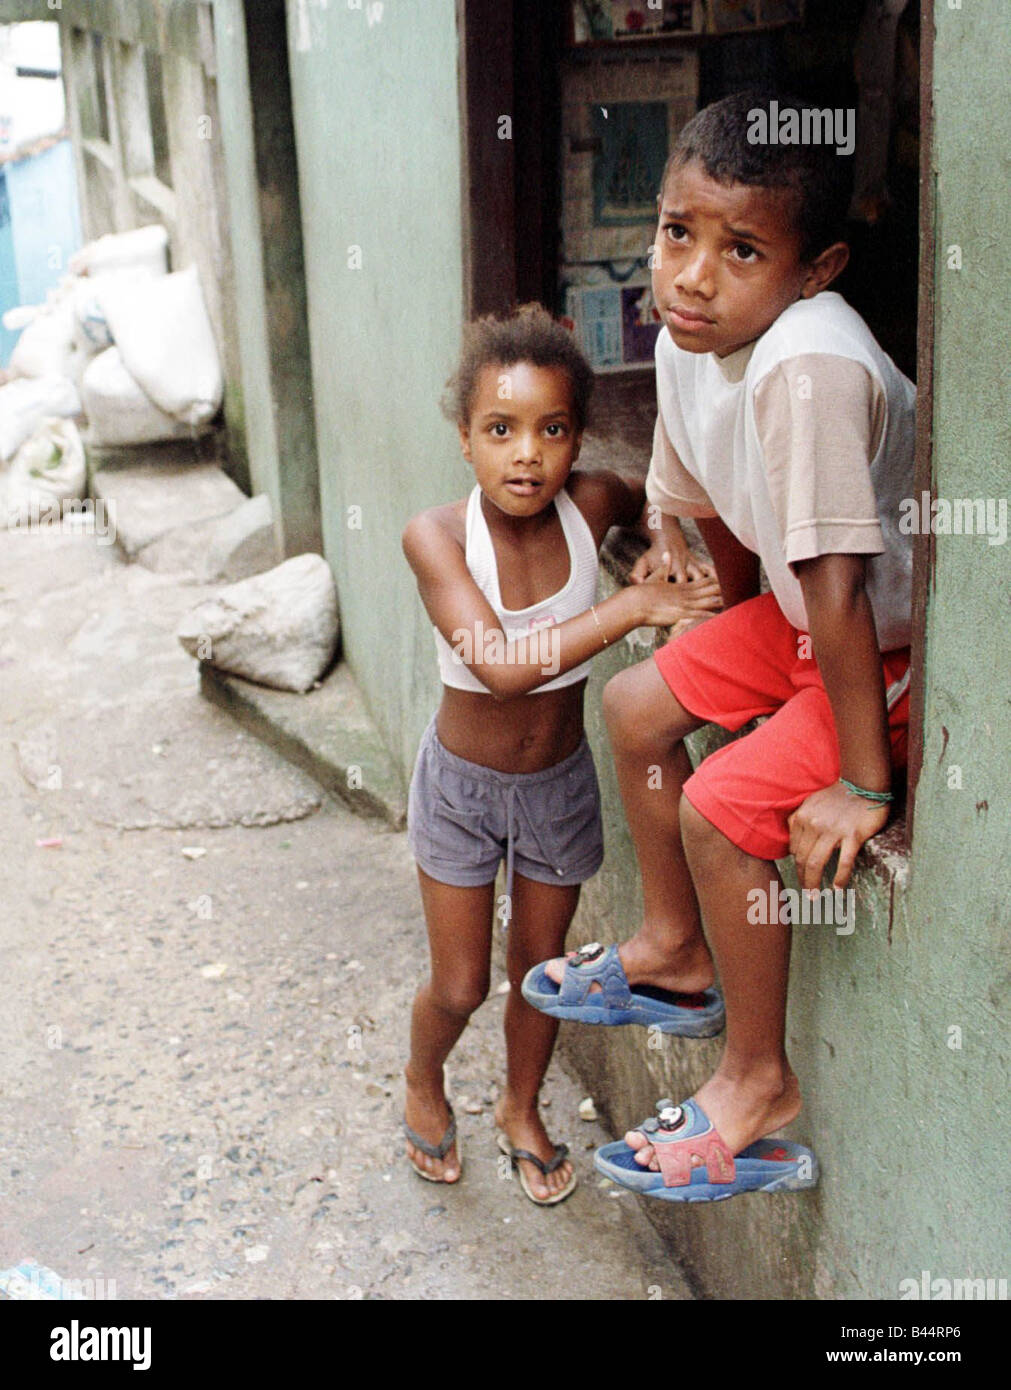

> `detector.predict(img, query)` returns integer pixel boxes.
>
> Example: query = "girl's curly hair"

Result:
[442,303,594,430]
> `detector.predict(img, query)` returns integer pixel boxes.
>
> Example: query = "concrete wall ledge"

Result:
[199,661,408,832]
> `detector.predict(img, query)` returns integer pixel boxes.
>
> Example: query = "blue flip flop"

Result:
[521,942,725,1037]
[594,1097,818,1202]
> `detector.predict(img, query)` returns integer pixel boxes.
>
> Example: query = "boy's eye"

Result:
[664,222,687,242]
[732,243,759,262]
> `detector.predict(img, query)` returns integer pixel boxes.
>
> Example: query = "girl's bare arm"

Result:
[402,507,720,701]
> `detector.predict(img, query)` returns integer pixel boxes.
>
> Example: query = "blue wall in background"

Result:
[0,168,19,366]
[0,138,81,367]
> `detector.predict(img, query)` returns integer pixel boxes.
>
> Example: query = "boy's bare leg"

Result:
[626,799,800,1165]
[546,658,715,994]
[497,874,580,1200]
[405,870,495,1181]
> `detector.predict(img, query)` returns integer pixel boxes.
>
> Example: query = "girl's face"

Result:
[458,362,582,518]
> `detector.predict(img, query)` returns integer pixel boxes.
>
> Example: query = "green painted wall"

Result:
[900,0,1010,1284]
[212,0,278,515]
[213,0,321,554]
[285,0,463,779]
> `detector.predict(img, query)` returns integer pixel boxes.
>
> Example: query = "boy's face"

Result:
[652,159,846,358]
[459,363,582,518]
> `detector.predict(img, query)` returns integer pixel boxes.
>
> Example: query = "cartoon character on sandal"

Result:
[522,941,725,1037]
[595,1096,818,1203]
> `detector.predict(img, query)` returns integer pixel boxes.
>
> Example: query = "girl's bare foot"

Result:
[494,1098,574,1202]
[543,933,716,997]
[404,1068,460,1183]
[624,1066,802,1171]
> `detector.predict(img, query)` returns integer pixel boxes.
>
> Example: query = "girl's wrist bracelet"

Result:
[839,777,893,804]
[590,604,609,647]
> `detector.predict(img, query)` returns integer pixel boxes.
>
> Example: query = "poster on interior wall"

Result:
[621,282,663,361]
[560,53,698,263]
[569,1,703,43]
[591,102,669,227]
[566,281,662,371]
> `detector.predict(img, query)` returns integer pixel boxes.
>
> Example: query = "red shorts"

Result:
[654,592,911,861]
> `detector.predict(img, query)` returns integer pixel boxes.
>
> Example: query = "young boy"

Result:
[523,90,915,1199]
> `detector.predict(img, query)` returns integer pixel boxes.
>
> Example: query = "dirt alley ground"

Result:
[0,523,689,1301]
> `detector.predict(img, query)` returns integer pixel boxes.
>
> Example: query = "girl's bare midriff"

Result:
[436,682,587,773]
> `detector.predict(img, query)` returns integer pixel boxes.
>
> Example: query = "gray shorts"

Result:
[407,718,604,898]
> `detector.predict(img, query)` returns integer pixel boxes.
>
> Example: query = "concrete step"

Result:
[82,431,224,494]
[92,456,245,560]
[199,661,406,830]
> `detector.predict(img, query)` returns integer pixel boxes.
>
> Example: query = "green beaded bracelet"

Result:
[839,777,894,804]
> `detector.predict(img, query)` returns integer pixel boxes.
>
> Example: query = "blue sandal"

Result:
[594,1097,818,1202]
[521,943,725,1037]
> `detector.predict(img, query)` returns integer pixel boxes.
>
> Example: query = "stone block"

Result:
[177,553,339,693]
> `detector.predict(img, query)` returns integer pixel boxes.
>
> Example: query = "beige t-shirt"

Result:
[646,292,915,650]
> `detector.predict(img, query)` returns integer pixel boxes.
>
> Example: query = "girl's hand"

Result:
[788,782,890,891]
[633,551,722,626]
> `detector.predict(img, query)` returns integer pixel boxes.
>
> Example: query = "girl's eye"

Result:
[545,423,565,437]
[490,422,509,437]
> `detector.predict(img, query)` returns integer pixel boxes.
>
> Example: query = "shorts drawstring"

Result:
[502,782,563,928]
[503,782,516,927]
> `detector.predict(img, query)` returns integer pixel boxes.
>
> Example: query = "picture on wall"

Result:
[591,102,669,227]
[565,280,662,371]
[560,52,698,263]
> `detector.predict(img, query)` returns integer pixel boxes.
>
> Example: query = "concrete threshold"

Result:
[199,661,406,830]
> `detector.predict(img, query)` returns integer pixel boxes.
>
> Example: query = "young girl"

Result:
[402,305,720,1204]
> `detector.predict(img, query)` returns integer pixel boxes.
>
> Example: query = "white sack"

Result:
[2,304,40,333]
[8,297,77,380]
[4,418,86,527]
[0,375,81,461]
[80,347,194,447]
[98,265,223,428]
[68,224,169,279]
[71,267,156,358]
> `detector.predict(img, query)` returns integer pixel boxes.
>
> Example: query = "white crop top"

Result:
[433,484,600,694]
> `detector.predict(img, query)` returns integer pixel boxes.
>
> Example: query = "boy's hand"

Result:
[633,552,722,626]
[631,538,718,586]
[788,782,890,891]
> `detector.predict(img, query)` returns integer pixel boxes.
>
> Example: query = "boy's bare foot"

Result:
[624,1066,802,1171]
[494,1098,574,1202]
[543,933,716,997]
[404,1068,460,1183]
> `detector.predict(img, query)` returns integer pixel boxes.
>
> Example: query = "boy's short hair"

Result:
[443,303,594,430]
[662,89,853,262]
